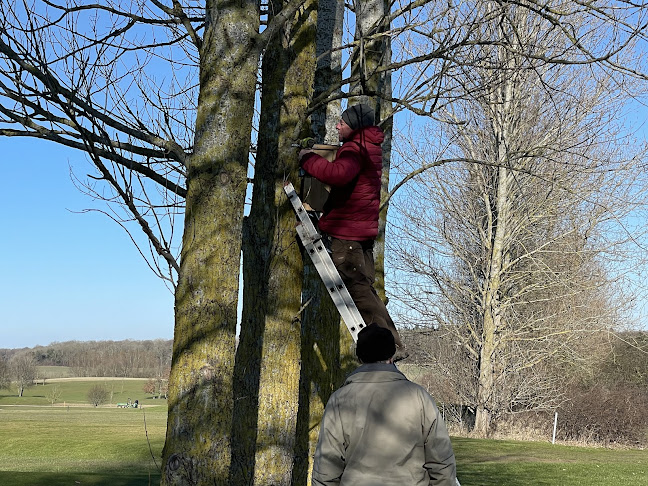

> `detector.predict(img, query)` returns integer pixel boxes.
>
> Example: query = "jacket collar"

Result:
[344,362,407,385]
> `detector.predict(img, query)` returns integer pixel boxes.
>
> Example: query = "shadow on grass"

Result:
[0,470,161,486]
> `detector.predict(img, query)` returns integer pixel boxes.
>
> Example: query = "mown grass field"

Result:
[1,377,154,406]
[0,405,166,486]
[0,377,166,485]
[1,379,647,485]
[452,437,648,485]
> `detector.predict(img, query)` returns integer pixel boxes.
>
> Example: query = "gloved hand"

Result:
[299,148,316,161]
[293,137,316,149]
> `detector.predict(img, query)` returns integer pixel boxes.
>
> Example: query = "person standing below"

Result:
[311,325,458,486]
[299,103,407,360]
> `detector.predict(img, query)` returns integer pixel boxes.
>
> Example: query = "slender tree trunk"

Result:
[475,157,510,437]
[473,28,515,435]
[375,27,393,300]
[350,0,393,300]
[161,0,260,483]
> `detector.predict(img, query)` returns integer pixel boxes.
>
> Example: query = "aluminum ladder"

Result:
[284,181,367,342]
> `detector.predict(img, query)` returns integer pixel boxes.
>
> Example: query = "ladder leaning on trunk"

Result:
[284,181,366,342]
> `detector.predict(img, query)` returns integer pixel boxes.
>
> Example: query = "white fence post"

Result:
[552,411,558,444]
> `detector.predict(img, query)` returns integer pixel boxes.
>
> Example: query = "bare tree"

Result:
[0,357,11,390]
[143,377,168,399]
[47,384,62,405]
[389,3,648,437]
[87,384,110,407]
[10,352,36,397]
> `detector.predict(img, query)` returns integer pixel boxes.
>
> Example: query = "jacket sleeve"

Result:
[311,396,346,486]
[301,149,363,187]
[422,393,458,486]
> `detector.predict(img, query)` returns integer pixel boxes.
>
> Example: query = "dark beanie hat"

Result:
[356,325,396,363]
[341,103,375,131]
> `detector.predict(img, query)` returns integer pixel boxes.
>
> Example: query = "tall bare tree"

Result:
[389,3,648,437]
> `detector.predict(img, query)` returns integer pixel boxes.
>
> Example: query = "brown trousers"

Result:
[328,236,403,347]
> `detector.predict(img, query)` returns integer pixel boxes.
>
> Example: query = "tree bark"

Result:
[350,0,393,300]
[233,0,318,483]
[161,0,260,483]
[293,3,358,482]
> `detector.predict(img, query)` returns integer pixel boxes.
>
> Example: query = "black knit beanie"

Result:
[356,325,396,363]
[341,103,375,131]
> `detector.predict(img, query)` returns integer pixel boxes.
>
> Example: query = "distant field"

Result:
[0,378,159,406]
[1,379,647,485]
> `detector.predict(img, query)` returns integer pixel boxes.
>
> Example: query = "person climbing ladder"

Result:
[298,103,408,361]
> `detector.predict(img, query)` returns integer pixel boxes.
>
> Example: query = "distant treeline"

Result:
[0,339,172,379]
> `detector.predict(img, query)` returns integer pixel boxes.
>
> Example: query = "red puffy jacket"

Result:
[301,126,384,241]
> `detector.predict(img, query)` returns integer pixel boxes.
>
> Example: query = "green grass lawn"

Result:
[1,380,647,485]
[0,404,166,486]
[453,437,648,485]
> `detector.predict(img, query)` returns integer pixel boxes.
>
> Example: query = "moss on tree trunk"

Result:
[161,0,260,483]
[232,0,319,484]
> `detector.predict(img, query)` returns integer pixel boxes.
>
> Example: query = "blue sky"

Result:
[0,138,175,349]
[2,101,646,350]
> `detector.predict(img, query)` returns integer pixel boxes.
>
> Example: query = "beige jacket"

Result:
[312,363,457,486]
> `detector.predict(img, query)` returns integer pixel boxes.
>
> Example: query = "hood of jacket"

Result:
[342,126,385,146]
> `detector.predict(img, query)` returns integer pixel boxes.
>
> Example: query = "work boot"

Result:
[392,345,409,362]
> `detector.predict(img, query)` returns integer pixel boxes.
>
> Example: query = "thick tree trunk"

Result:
[161,0,260,484]
[233,1,317,484]
[311,0,344,142]
[294,3,357,483]
[294,267,347,485]
[350,0,387,98]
